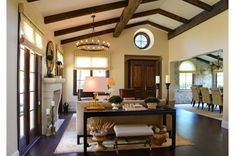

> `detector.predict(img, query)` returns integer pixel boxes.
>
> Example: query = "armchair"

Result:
[119,88,136,100]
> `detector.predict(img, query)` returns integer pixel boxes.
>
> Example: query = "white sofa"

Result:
[76,99,175,144]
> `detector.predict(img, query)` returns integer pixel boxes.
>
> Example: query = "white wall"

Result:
[169,11,228,129]
[7,0,19,155]
[7,0,62,155]
[62,25,169,111]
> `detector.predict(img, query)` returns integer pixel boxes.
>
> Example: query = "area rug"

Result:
[175,104,223,120]
[54,114,193,154]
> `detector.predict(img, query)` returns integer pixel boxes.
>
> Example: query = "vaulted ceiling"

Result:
[27,0,228,45]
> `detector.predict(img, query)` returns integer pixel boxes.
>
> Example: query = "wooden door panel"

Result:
[129,59,157,99]
[132,65,142,88]
[146,65,155,87]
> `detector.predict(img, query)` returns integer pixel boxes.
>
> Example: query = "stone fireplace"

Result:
[42,77,65,134]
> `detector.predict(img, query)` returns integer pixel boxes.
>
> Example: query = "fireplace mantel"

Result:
[43,77,66,84]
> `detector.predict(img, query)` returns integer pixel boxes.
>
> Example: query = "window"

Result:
[179,61,195,90]
[75,70,108,92]
[134,32,150,49]
[179,73,193,90]
[73,52,110,95]
[20,14,44,54]
[216,72,223,87]
[18,45,42,153]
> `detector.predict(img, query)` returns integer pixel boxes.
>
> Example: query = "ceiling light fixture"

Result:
[210,52,223,71]
[76,15,110,51]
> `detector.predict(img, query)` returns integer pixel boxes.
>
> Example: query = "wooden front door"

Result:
[128,60,158,99]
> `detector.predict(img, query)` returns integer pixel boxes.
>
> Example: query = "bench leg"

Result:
[115,137,118,155]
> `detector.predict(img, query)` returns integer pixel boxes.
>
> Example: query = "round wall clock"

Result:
[46,41,54,77]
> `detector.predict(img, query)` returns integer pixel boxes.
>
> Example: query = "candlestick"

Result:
[51,105,56,135]
[165,75,170,84]
[155,76,160,84]
[155,83,160,99]
[165,83,171,106]
[46,108,51,136]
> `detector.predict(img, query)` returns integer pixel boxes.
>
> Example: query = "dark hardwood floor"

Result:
[25,108,228,156]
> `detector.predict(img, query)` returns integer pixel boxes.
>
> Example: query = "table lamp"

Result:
[83,76,108,109]
[106,77,115,96]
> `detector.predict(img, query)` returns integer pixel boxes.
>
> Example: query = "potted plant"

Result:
[108,95,123,110]
[144,97,160,109]
[46,54,54,77]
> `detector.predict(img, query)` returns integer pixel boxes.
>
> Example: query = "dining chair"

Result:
[211,88,223,113]
[191,87,202,109]
[200,87,213,111]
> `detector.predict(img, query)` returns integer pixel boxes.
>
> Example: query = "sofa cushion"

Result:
[114,124,153,137]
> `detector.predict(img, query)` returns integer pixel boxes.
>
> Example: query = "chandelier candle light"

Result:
[76,15,110,51]
[165,75,171,106]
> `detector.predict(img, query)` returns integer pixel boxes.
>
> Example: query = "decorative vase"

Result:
[111,103,120,110]
[147,103,157,109]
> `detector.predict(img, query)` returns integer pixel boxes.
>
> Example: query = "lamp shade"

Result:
[83,76,108,92]
[107,77,115,86]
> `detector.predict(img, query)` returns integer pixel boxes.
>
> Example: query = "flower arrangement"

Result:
[88,118,115,136]
[144,97,160,104]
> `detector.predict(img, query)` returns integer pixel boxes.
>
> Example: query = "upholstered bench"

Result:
[113,124,154,153]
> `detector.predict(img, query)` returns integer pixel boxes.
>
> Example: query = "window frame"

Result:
[179,72,194,90]
[133,32,150,49]
[216,72,223,88]
[73,70,109,95]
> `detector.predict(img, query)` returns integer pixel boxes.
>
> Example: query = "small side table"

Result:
[92,136,106,151]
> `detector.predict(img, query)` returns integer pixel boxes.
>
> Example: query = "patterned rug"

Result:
[175,104,223,120]
[54,114,193,154]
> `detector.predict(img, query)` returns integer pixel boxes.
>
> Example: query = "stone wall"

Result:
[174,59,213,104]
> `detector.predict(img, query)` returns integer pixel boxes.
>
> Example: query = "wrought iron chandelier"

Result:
[76,15,110,51]
[210,52,223,71]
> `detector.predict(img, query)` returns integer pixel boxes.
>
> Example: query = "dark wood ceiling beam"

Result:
[44,0,159,24]
[132,9,189,24]
[61,20,172,44]
[55,8,181,36]
[113,0,143,37]
[168,0,228,39]
[54,17,120,36]
[158,9,189,23]
[206,54,223,61]
[61,28,115,44]
[147,21,173,32]
[182,0,213,11]
[195,57,210,64]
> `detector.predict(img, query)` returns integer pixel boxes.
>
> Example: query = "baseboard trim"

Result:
[11,150,19,156]
[221,120,228,129]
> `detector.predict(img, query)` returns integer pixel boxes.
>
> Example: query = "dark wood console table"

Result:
[83,107,176,155]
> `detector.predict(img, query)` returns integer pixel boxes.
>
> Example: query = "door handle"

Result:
[38,101,41,106]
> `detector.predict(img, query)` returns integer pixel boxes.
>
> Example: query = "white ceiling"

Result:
[30,0,222,43]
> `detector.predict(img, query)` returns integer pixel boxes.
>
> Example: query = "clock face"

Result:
[46,41,54,74]
[47,41,54,57]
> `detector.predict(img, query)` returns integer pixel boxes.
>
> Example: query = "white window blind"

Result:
[74,51,110,70]
[20,13,44,55]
